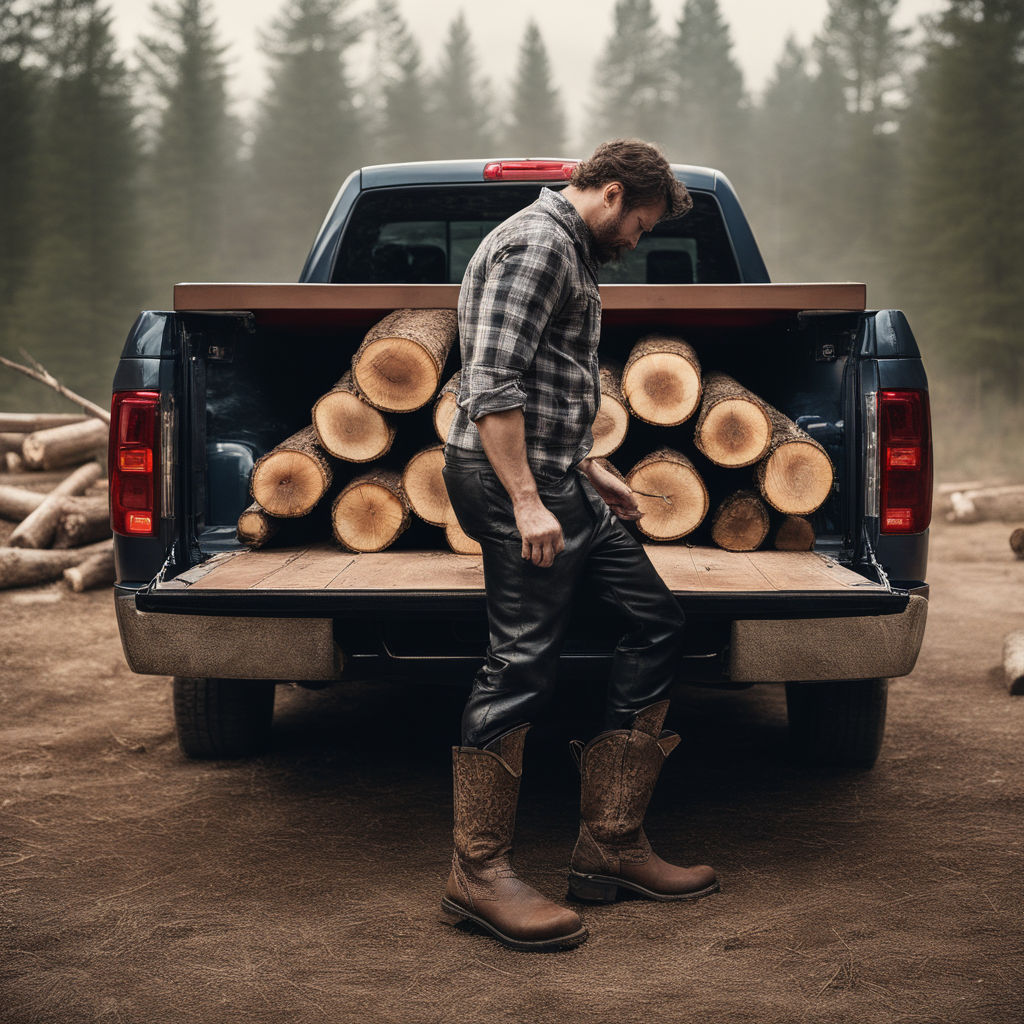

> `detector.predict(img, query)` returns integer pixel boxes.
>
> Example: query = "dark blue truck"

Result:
[109,158,931,769]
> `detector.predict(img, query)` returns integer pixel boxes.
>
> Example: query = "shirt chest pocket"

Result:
[554,284,600,331]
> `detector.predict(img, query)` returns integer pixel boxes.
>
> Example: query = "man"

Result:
[440,140,719,952]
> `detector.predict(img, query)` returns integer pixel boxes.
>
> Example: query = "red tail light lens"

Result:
[879,389,932,533]
[483,160,578,181]
[109,390,160,536]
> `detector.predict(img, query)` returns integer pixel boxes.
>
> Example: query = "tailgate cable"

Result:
[860,528,892,593]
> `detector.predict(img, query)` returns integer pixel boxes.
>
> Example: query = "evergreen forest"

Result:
[1,0,1022,478]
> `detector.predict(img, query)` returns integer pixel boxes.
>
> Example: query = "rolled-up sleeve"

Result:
[457,242,568,423]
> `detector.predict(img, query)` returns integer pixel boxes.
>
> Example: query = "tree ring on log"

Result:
[446,520,481,555]
[758,442,833,514]
[332,469,411,552]
[252,451,330,518]
[354,340,438,412]
[403,445,452,526]
[313,387,395,462]
[698,399,772,467]
[622,335,702,426]
[627,448,708,540]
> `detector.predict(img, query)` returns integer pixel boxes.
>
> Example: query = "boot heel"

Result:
[439,898,467,927]
[568,874,620,903]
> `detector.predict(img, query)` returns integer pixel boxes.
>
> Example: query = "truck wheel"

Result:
[172,677,276,759]
[784,678,888,771]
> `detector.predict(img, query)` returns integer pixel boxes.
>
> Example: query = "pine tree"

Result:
[0,2,42,329]
[8,0,142,404]
[587,0,668,149]
[363,0,430,164]
[137,0,237,286]
[665,0,747,173]
[899,0,1024,394]
[504,20,566,156]
[427,12,493,158]
[248,0,363,277]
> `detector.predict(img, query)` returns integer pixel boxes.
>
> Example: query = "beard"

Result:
[589,209,629,265]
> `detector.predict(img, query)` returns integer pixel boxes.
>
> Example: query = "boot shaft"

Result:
[452,724,528,863]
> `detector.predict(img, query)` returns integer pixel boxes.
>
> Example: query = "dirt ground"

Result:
[1,517,1022,1024]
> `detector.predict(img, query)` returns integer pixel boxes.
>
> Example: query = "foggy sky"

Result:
[109,0,946,142]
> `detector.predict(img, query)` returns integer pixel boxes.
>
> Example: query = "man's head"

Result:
[564,139,692,264]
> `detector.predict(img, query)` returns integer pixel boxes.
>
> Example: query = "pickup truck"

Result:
[109,158,931,770]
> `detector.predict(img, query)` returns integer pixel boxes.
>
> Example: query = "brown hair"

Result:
[570,139,692,220]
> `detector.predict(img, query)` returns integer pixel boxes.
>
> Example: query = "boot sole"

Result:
[439,896,589,952]
[568,871,721,904]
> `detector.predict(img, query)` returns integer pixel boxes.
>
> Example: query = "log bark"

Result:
[947,485,1024,524]
[250,425,333,518]
[445,520,482,555]
[352,309,458,412]
[0,432,25,455]
[312,369,396,462]
[21,418,108,471]
[0,412,87,432]
[774,515,816,551]
[626,447,709,541]
[433,370,461,444]
[0,539,111,590]
[0,484,47,521]
[754,402,834,515]
[53,497,111,548]
[711,489,770,551]
[402,445,451,526]
[622,334,702,426]
[10,462,103,549]
[590,360,630,458]
[331,467,412,552]
[1010,528,1024,560]
[1004,630,1024,695]
[5,452,25,473]
[237,502,280,549]
[694,372,773,467]
[63,545,115,592]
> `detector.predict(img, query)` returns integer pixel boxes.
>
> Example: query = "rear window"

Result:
[332,184,740,285]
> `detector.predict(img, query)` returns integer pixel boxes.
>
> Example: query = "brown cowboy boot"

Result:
[567,701,720,903]
[441,724,588,951]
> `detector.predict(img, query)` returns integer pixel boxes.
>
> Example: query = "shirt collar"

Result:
[538,187,599,274]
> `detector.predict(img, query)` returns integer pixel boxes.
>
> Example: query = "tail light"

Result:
[879,389,932,533]
[483,160,577,181]
[109,390,160,536]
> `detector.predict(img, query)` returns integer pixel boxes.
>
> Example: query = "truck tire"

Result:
[172,677,276,759]
[784,678,887,771]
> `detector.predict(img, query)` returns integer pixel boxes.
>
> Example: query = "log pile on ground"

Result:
[238,317,835,555]
[946,485,1024,524]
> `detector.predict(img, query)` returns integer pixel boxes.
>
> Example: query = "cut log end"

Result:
[711,490,770,552]
[402,446,452,526]
[313,390,395,462]
[697,399,772,467]
[590,397,630,458]
[445,520,482,555]
[774,515,816,551]
[237,504,280,548]
[759,442,834,514]
[627,448,708,541]
[622,342,702,426]
[252,450,329,517]
[332,470,411,552]
[354,338,439,412]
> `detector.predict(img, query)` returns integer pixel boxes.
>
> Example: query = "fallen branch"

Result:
[0,353,110,424]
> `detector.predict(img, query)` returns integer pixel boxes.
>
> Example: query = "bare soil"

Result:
[1,517,1022,1024]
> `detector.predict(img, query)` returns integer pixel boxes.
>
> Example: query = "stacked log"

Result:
[622,334,702,426]
[711,490,770,552]
[63,546,116,593]
[237,502,280,549]
[332,467,412,552]
[774,515,816,552]
[352,309,458,413]
[590,360,629,458]
[754,402,834,514]
[433,371,461,444]
[626,447,708,541]
[947,485,1024,524]
[250,425,333,517]
[694,373,772,467]
[52,497,110,549]
[402,445,451,527]
[0,540,112,590]
[313,370,396,462]
[446,520,482,555]
[10,463,103,549]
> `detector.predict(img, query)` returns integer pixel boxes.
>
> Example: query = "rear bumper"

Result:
[114,591,927,684]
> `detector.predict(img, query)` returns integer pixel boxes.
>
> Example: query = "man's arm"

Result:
[475,408,564,568]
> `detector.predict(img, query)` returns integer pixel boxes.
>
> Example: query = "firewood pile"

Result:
[0,357,114,592]
[241,311,834,555]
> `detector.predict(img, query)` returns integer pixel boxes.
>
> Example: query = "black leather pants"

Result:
[442,448,686,748]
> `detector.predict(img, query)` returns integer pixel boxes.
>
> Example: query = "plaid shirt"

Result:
[446,187,602,483]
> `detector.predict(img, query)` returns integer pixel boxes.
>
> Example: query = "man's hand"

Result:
[582,458,643,521]
[512,494,565,567]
